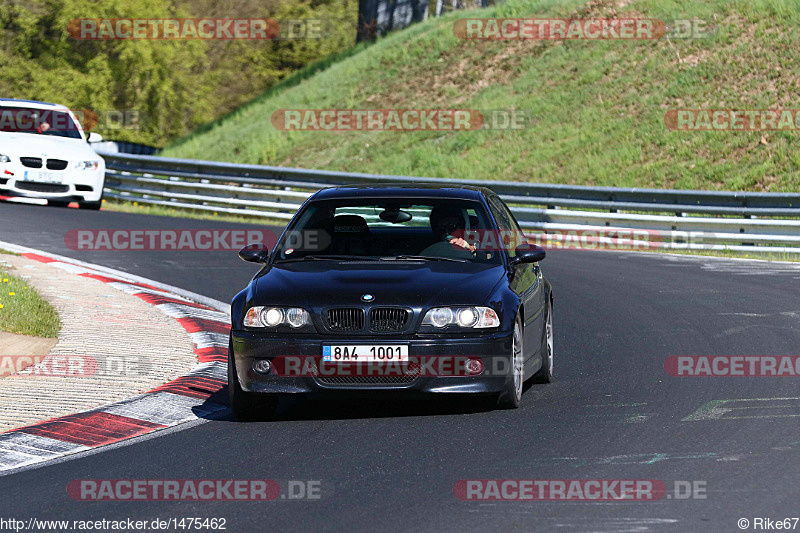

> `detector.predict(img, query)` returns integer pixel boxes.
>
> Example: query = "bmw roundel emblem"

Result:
[361,294,374,302]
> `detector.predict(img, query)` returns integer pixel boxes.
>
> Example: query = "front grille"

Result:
[327,308,364,332]
[46,159,68,170]
[369,308,409,332]
[15,182,69,193]
[317,375,417,386]
[20,157,42,168]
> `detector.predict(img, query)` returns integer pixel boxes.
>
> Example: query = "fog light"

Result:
[253,359,272,374]
[467,358,484,375]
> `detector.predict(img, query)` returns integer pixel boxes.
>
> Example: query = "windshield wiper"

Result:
[275,255,380,263]
[383,255,469,263]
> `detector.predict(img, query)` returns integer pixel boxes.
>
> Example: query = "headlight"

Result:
[75,160,99,170]
[244,306,311,328]
[422,306,500,328]
[0,154,10,163]
[263,308,284,326]
[285,308,309,328]
[430,308,453,328]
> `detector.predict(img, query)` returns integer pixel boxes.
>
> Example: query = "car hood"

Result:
[253,261,506,308]
[0,132,99,160]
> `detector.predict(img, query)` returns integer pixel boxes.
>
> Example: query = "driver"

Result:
[33,113,51,134]
[419,205,477,258]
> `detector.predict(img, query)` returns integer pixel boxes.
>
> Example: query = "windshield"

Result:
[274,198,503,264]
[0,107,83,139]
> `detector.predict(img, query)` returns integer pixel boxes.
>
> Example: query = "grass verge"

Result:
[0,263,60,338]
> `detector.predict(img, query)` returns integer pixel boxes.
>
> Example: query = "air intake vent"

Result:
[317,375,417,386]
[15,182,68,193]
[327,308,364,332]
[20,157,42,168]
[369,308,409,332]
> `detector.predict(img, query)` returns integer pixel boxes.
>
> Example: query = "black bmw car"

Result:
[229,185,553,419]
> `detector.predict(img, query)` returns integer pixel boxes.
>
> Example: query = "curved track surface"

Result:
[1,201,799,532]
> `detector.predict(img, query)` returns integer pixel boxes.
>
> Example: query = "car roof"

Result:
[311,183,495,201]
[0,98,69,111]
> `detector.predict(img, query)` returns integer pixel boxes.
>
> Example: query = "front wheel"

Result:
[497,316,524,409]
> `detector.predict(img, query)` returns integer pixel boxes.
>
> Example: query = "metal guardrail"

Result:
[98,151,800,254]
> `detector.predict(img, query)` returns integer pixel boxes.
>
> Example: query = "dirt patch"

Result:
[0,332,57,375]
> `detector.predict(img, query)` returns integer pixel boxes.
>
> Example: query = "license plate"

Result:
[23,171,62,184]
[322,345,408,362]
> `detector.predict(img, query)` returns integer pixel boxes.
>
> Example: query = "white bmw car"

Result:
[0,98,105,209]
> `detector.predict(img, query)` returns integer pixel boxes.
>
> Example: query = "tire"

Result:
[48,200,70,208]
[79,200,102,210]
[227,341,277,421]
[497,315,524,409]
[532,300,553,384]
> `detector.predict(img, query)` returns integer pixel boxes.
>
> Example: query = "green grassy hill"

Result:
[164,0,800,191]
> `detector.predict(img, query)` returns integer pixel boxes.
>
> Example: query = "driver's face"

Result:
[434,215,462,237]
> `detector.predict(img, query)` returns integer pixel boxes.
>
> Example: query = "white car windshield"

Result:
[0,106,83,140]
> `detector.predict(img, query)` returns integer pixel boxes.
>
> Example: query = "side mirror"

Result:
[509,244,546,265]
[87,132,103,143]
[239,244,270,263]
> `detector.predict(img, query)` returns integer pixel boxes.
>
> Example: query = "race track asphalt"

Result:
[0,201,798,532]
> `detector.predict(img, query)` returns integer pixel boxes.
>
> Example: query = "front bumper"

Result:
[0,172,103,202]
[230,330,514,397]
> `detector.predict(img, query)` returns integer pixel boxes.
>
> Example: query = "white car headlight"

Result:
[422,307,500,328]
[75,160,99,170]
[0,154,10,163]
[244,306,311,328]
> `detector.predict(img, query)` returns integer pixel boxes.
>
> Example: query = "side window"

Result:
[488,197,518,258]
[499,199,524,235]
